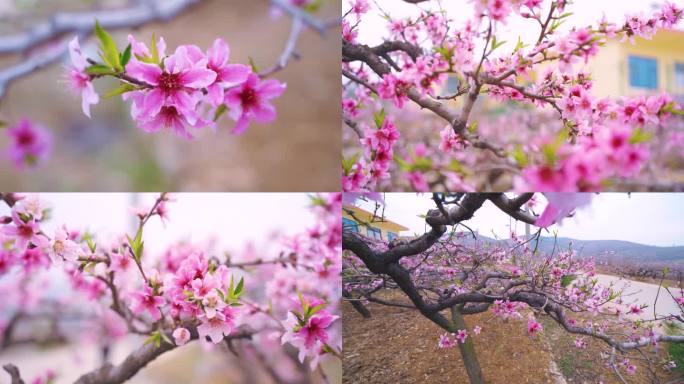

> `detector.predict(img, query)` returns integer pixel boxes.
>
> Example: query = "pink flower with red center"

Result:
[377,73,410,108]
[628,304,643,315]
[197,309,234,344]
[223,73,287,134]
[296,311,337,349]
[129,285,165,321]
[342,20,358,43]
[126,45,216,121]
[4,119,52,169]
[527,317,542,335]
[110,251,132,273]
[455,329,468,343]
[204,38,251,107]
[191,274,219,299]
[438,333,455,348]
[2,212,43,250]
[407,171,430,192]
[439,125,466,152]
[137,103,211,139]
[66,37,99,118]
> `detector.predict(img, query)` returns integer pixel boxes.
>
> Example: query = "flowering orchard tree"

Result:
[342,193,684,383]
[342,0,684,192]
[0,192,341,384]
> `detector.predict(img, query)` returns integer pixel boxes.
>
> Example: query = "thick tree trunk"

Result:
[451,306,485,384]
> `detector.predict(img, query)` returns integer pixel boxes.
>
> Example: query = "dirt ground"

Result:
[0,0,340,191]
[343,289,683,384]
[343,290,559,384]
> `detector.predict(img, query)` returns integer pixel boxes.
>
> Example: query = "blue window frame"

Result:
[367,226,382,240]
[387,232,397,241]
[342,218,358,233]
[628,56,658,89]
[676,63,684,88]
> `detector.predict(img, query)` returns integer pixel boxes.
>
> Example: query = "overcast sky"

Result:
[0,193,316,258]
[347,0,684,51]
[353,193,684,247]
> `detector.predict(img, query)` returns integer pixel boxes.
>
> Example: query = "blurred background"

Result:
[0,193,342,383]
[0,0,341,191]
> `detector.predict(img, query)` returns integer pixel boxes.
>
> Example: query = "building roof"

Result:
[342,205,410,232]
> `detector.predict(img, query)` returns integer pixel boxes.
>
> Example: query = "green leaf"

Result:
[447,159,463,173]
[120,43,132,67]
[629,128,654,144]
[0,120,7,128]
[143,331,161,348]
[86,237,97,253]
[103,83,139,99]
[560,274,577,288]
[467,121,478,135]
[511,144,529,167]
[128,225,144,261]
[235,276,244,296]
[663,101,684,116]
[663,266,670,276]
[85,64,116,76]
[373,109,386,129]
[302,0,323,12]
[216,288,226,302]
[513,36,526,54]
[213,104,227,121]
[342,152,361,176]
[150,33,159,64]
[248,57,259,73]
[94,20,121,71]
[490,36,507,52]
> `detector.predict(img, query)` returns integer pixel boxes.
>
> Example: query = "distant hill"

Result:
[448,233,684,265]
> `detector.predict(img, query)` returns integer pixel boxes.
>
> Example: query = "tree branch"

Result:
[73,327,254,384]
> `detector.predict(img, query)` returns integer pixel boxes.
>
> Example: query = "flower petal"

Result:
[126,59,162,86]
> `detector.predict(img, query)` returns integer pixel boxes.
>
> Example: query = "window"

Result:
[342,218,358,233]
[628,56,658,89]
[387,232,397,241]
[367,226,382,240]
[676,63,684,88]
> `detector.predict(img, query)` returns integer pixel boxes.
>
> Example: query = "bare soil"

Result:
[343,290,558,384]
[343,289,683,384]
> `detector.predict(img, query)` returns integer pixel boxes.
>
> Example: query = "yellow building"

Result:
[587,29,684,100]
[342,205,409,241]
[436,29,684,104]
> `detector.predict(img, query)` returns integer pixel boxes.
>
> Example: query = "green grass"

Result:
[665,322,684,378]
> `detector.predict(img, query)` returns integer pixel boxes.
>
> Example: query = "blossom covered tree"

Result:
[342,0,684,192]
[342,192,684,383]
[0,192,341,384]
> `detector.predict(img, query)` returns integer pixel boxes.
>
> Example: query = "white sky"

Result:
[354,193,684,247]
[348,0,684,52]
[0,193,317,257]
